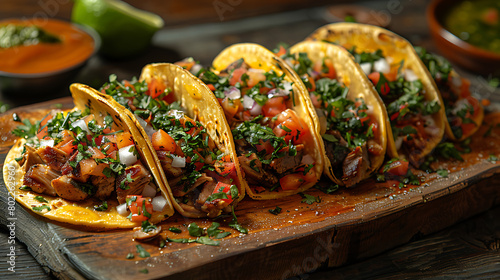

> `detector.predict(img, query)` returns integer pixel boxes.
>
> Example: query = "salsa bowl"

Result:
[0,18,100,95]
[427,0,500,75]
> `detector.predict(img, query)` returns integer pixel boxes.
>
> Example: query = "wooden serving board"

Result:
[1,97,500,280]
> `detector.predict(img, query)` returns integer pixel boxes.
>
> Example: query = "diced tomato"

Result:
[313,58,336,79]
[221,97,241,119]
[207,84,216,91]
[280,173,305,191]
[175,59,196,70]
[207,182,235,205]
[194,161,205,171]
[302,167,317,183]
[151,129,177,153]
[459,78,471,98]
[147,78,166,99]
[246,69,266,87]
[116,132,134,149]
[215,161,236,177]
[262,96,287,118]
[368,72,390,95]
[88,146,105,159]
[384,160,409,176]
[127,195,153,222]
[273,109,308,144]
[101,141,118,155]
[255,139,274,154]
[306,76,316,92]
[36,114,53,140]
[229,68,247,86]
[181,118,199,136]
[123,80,136,93]
[55,130,76,155]
[275,45,287,56]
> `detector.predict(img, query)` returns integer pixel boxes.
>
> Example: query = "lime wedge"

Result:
[71,0,164,58]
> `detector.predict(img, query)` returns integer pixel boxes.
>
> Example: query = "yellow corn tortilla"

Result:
[3,85,175,229]
[212,43,324,199]
[307,23,446,163]
[288,40,391,186]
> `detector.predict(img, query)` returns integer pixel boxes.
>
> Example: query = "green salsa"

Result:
[0,24,61,49]
[444,0,500,53]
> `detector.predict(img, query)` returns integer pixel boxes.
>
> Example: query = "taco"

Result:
[3,84,174,229]
[278,40,391,187]
[415,47,484,141]
[97,63,246,218]
[177,43,324,199]
[308,23,446,166]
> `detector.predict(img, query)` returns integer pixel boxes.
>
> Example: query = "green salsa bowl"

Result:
[428,0,500,75]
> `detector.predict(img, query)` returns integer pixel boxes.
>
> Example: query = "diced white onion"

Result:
[301,154,315,165]
[267,88,290,98]
[365,104,374,115]
[134,115,156,138]
[243,95,255,109]
[224,86,241,100]
[395,136,405,151]
[360,62,372,75]
[249,102,262,116]
[282,81,293,93]
[141,183,157,198]
[40,139,54,147]
[452,74,462,88]
[118,144,138,166]
[373,58,390,74]
[72,119,90,134]
[404,69,419,82]
[171,155,186,168]
[190,64,202,75]
[168,109,186,119]
[116,203,129,216]
[451,98,471,115]
[152,195,168,212]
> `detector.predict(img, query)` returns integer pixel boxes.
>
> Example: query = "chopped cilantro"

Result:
[136,245,150,258]
[94,201,108,211]
[269,206,282,215]
[300,193,321,205]
[34,196,48,203]
[188,223,203,237]
[32,205,50,212]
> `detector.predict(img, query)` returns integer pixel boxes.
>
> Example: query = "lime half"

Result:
[71,0,164,58]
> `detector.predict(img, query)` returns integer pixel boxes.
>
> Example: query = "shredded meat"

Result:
[342,145,370,187]
[238,153,278,188]
[91,175,115,200]
[156,151,183,178]
[36,146,69,172]
[51,175,90,201]
[23,164,58,196]
[270,144,304,174]
[116,163,151,204]
[170,174,213,197]
[220,59,249,75]
[323,131,350,169]
[19,146,44,173]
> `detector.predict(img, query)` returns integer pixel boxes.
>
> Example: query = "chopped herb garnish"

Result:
[34,196,48,203]
[94,201,108,211]
[32,205,50,212]
[126,253,134,259]
[136,245,150,258]
[269,206,282,215]
[300,193,321,205]
[169,227,182,233]
[188,223,203,237]
[437,169,449,178]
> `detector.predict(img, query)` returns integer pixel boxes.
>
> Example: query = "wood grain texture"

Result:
[1,98,500,279]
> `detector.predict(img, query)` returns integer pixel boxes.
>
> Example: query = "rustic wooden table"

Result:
[1,0,499,279]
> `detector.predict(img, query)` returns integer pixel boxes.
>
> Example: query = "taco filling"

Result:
[178,58,318,193]
[277,49,382,186]
[349,48,442,165]
[100,76,239,217]
[13,108,167,223]
[415,47,483,141]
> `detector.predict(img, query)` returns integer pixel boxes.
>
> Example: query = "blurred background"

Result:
[0,0,498,109]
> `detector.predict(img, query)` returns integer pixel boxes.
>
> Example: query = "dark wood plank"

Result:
[1,97,500,279]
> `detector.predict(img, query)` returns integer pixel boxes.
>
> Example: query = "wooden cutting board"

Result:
[1,97,500,280]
